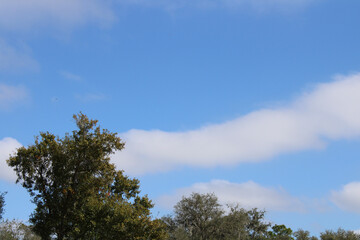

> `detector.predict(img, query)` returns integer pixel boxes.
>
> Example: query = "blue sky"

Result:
[1,0,360,235]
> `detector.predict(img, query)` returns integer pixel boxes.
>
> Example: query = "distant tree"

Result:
[173,193,223,240]
[320,228,360,240]
[0,192,5,220]
[163,192,272,240]
[268,224,294,240]
[294,229,318,240]
[7,113,167,240]
[0,219,40,240]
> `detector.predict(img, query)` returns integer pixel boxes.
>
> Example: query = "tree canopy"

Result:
[162,192,360,240]
[162,192,271,240]
[268,224,294,240]
[320,229,360,240]
[7,113,167,240]
[174,192,223,240]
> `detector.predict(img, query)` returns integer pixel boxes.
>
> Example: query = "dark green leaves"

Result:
[7,113,166,240]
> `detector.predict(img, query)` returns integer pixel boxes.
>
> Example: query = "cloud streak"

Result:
[113,73,360,175]
[0,39,39,73]
[0,0,115,32]
[0,84,29,110]
[0,0,315,33]
[157,180,305,212]
[0,138,21,182]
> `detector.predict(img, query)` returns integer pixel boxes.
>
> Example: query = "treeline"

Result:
[1,191,359,239]
[0,113,358,239]
[161,192,359,240]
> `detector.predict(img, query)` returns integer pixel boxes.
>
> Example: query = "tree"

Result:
[268,224,294,240]
[7,113,167,240]
[294,229,318,240]
[0,192,5,220]
[320,228,360,240]
[173,193,223,240]
[163,192,271,240]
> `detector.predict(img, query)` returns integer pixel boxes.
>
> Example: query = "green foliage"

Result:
[219,204,249,240]
[162,192,360,240]
[0,192,6,220]
[163,192,271,240]
[246,208,271,240]
[0,219,40,240]
[294,229,318,240]
[268,224,294,240]
[320,228,360,240]
[7,113,167,240]
[173,193,223,240]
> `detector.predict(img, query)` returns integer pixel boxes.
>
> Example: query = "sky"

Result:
[1,0,360,235]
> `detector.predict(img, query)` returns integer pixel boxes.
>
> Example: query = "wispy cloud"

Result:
[0,0,115,32]
[331,182,360,213]
[0,0,314,34]
[60,71,83,82]
[0,84,29,110]
[0,138,21,182]
[0,39,39,73]
[113,73,360,175]
[157,180,305,212]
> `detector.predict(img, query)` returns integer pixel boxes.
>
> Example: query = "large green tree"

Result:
[7,113,167,240]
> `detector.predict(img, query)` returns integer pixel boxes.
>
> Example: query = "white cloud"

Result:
[0,138,22,182]
[0,84,29,110]
[0,0,115,32]
[113,73,360,175]
[157,180,305,212]
[331,182,360,213]
[0,39,39,72]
